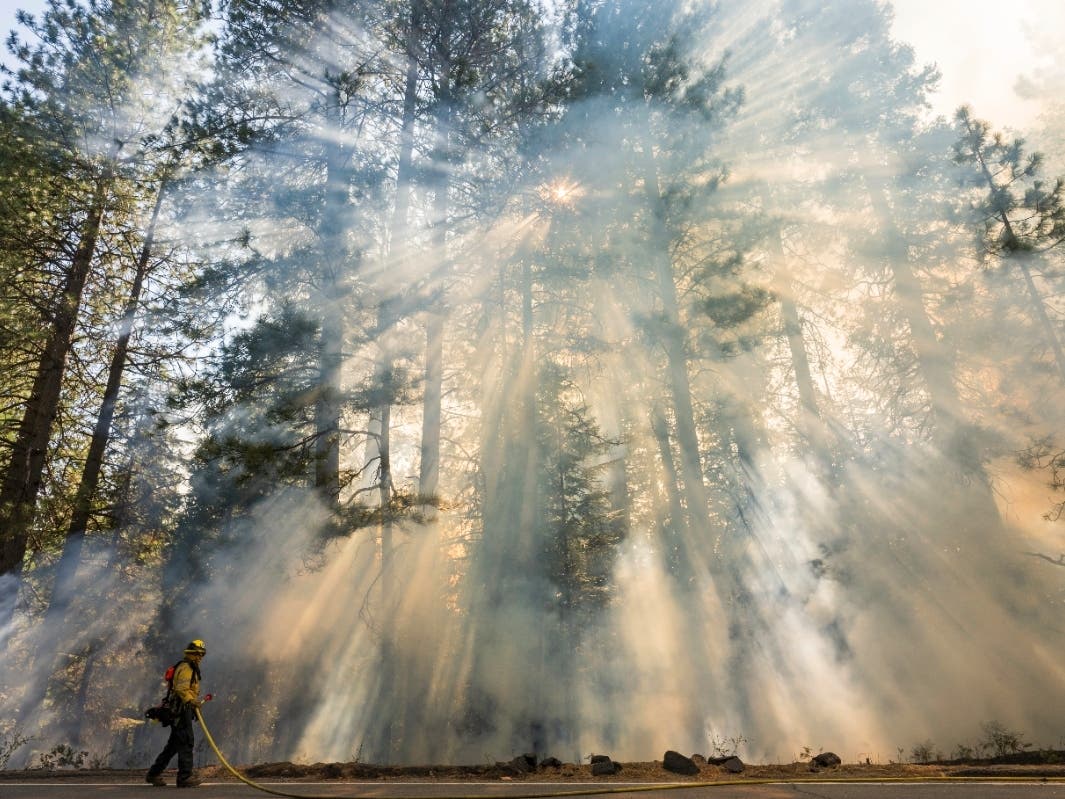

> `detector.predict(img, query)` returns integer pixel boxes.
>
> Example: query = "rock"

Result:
[721,757,744,774]
[590,754,612,764]
[494,758,523,779]
[509,755,534,773]
[812,752,842,768]
[539,757,563,769]
[591,759,620,776]
[662,750,700,775]
[691,754,707,766]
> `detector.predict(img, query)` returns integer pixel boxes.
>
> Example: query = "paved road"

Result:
[2,782,1065,799]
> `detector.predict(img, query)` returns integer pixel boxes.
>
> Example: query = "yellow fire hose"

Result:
[195,708,1065,799]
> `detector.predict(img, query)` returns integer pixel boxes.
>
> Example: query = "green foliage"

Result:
[953,106,1065,256]
[182,307,323,499]
[536,361,625,615]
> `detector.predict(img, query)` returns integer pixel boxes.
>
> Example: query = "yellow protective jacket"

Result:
[171,660,201,707]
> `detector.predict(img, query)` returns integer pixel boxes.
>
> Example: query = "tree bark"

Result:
[640,149,711,537]
[869,183,1003,529]
[418,84,451,504]
[48,181,167,618]
[314,142,349,514]
[649,402,687,575]
[370,9,422,760]
[376,11,419,536]
[770,228,842,476]
[1014,254,1065,384]
[869,186,965,438]
[0,179,109,581]
[781,290,820,424]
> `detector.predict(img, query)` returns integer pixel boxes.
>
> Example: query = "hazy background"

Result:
[0,0,1064,773]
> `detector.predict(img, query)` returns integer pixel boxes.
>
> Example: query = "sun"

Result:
[539,178,584,208]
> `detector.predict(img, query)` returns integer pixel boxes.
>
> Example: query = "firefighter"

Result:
[146,639,207,788]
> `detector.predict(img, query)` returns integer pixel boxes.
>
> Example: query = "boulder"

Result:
[590,754,612,764]
[812,752,842,768]
[591,759,621,776]
[509,755,535,773]
[662,750,700,775]
[494,761,525,777]
[539,757,563,769]
[721,757,744,774]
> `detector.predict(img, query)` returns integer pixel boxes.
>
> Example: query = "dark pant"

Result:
[147,706,194,781]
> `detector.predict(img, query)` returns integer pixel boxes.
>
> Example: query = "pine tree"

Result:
[0,0,212,612]
[953,106,1065,384]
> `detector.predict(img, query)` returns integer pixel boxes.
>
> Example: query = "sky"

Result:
[890,0,1065,130]
[0,0,1062,132]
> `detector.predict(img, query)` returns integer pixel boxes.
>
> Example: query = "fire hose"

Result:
[194,707,1065,799]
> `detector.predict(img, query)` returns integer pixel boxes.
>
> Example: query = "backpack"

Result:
[143,660,191,727]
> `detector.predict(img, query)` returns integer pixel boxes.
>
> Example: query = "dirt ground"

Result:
[5,756,1065,784]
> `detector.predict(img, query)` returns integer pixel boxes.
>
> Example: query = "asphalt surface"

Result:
[2,782,1065,799]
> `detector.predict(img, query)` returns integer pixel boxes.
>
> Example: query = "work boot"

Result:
[176,775,203,788]
[145,772,166,787]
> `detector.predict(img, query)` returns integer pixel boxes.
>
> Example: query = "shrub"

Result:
[35,744,88,770]
[910,740,941,763]
[0,729,32,770]
[707,732,748,759]
[978,721,1031,758]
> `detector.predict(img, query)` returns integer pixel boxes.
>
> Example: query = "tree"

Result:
[562,0,747,552]
[0,0,211,618]
[953,106,1065,384]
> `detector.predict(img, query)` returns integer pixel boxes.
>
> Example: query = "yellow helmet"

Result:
[184,639,207,655]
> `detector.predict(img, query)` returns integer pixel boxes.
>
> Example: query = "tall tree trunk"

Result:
[418,87,451,504]
[1014,254,1065,384]
[517,253,539,557]
[769,228,842,478]
[0,180,109,586]
[781,292,821,426]
[370,11,421,759]
[640,149,711,538]
[11,184,169,733]
[869,183,1004,525]
[649,402,687,576]
[371,6,420,516]
[315,142,349,515]
[869,186,968,443]
[48,181,167,619]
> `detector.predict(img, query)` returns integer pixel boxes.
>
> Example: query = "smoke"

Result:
[2,0,1064,772]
